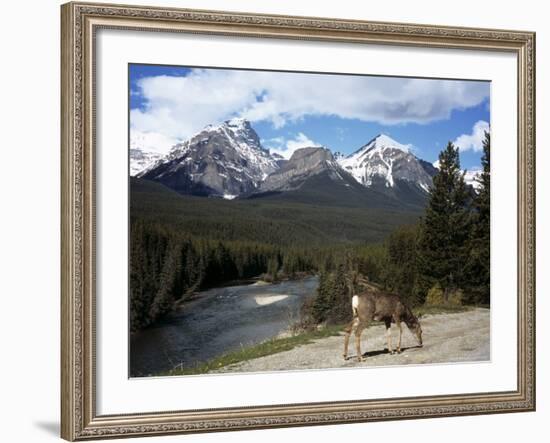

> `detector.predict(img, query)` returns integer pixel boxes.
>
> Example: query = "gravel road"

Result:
[217,308,490,373]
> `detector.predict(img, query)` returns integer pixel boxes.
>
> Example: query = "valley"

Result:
[128,119,435,336]
[131,177,423,246]
[127,65,490,378]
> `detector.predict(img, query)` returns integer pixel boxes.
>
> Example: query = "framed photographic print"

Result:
[61,1,536,440]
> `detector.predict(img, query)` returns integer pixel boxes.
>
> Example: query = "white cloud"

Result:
[131,69,490,141]
[264,133,322,159]
[453,120,490,152]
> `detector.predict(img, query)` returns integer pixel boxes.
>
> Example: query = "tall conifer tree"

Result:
[418,142,470,300]
[465,131,490,304]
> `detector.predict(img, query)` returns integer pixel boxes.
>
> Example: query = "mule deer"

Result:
[343,291,423,361]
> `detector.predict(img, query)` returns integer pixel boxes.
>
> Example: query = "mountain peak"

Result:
[338,134,432,193]
[365,133,411,154]
[224,117,250,128]
[342,134,411,167]
[203,117,252,134]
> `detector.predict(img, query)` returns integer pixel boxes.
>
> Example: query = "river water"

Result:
[130,276,319,377]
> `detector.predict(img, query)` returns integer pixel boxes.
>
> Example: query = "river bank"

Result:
[160,306,487,376]
[130,275,319,377]
[212,308,490,374]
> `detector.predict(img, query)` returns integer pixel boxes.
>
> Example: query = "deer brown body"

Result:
[343,291,423,361]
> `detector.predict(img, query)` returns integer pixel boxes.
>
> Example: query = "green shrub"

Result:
[447,289,464,306]
[425,284,444,306]
[425,284,463,306]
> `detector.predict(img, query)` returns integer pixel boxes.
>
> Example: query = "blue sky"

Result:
[129,64,490,171]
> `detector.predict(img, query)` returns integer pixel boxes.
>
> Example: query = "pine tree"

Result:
[267,256,280,280]
[149,241,180,322]
[464,131,490,304]
[330,262,352,323]
[129,222,147,331]
[418,142,471,301]
[386,225,421,306]
[312,271,333,323]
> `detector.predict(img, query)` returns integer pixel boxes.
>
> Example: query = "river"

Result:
[130,276,319,377]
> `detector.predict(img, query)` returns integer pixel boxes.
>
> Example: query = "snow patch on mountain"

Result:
[432,161,483,191]
[464,168,482,190]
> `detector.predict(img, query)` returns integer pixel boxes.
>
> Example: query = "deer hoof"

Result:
[343,354,347,360]
[357,356,365,362]
[396,348,402,354]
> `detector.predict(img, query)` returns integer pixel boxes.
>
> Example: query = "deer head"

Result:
[406,318,423,347]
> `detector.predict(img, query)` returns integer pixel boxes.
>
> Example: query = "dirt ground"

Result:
[217,308,490,373]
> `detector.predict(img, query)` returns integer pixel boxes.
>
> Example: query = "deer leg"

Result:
[396,320,403,353]
[343,317,358,360]
[385,320,394,354]
[355,322,367,362]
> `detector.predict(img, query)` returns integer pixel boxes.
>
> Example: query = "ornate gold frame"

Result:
[61,2,536,440]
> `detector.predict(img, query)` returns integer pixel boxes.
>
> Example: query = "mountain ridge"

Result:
[131,119,444,209]
[259,147,348,193]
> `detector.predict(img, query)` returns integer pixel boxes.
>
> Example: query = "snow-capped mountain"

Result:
[463,168,482,191]
[134,122,441,207]
[338,134,434,193]
[130,149,163,177]
[259,147,351,192]
[138,118,279,198]
[130,132,170,177]
[431,161,483,192]
[252,146,405,209]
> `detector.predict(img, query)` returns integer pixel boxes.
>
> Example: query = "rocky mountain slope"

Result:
[259,147,351,192]
[138,118,278,198]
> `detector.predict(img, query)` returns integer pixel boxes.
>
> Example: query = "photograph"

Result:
[128,64,491,378]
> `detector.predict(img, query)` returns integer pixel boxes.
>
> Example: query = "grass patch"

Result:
[159,324,343,376]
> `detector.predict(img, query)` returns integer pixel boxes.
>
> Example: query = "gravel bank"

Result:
[216,308,490,373]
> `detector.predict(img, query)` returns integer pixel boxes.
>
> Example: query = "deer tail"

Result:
[351,295,359,317]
